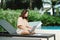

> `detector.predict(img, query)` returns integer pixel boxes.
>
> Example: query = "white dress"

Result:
[16,17,29,34]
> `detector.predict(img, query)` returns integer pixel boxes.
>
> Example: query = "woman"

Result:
[16,9,33,35]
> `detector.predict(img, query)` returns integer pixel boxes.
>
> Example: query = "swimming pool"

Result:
[41,26,60,30]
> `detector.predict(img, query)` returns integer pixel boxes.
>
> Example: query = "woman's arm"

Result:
[17,25,29,30]
[26,26,32,31]
[26,26,32,29]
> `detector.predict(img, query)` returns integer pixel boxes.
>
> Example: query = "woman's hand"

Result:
[26,26,35,34]
[31,31,35,34]
[26,26,32,30]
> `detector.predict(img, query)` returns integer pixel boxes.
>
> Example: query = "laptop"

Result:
[29,21,42,33]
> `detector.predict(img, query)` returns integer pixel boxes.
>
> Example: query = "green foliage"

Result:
[0,9,22,28]
[28,10,41,21]
[28,11,60,26]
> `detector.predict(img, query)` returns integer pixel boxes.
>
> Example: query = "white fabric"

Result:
[16,28,23,34]
[16,17,30,34]
[17,17,29,27]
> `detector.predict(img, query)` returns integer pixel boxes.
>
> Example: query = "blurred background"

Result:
[0,0,60,31]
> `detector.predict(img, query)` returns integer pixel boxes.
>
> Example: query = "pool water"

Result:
[41,26,60,30]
